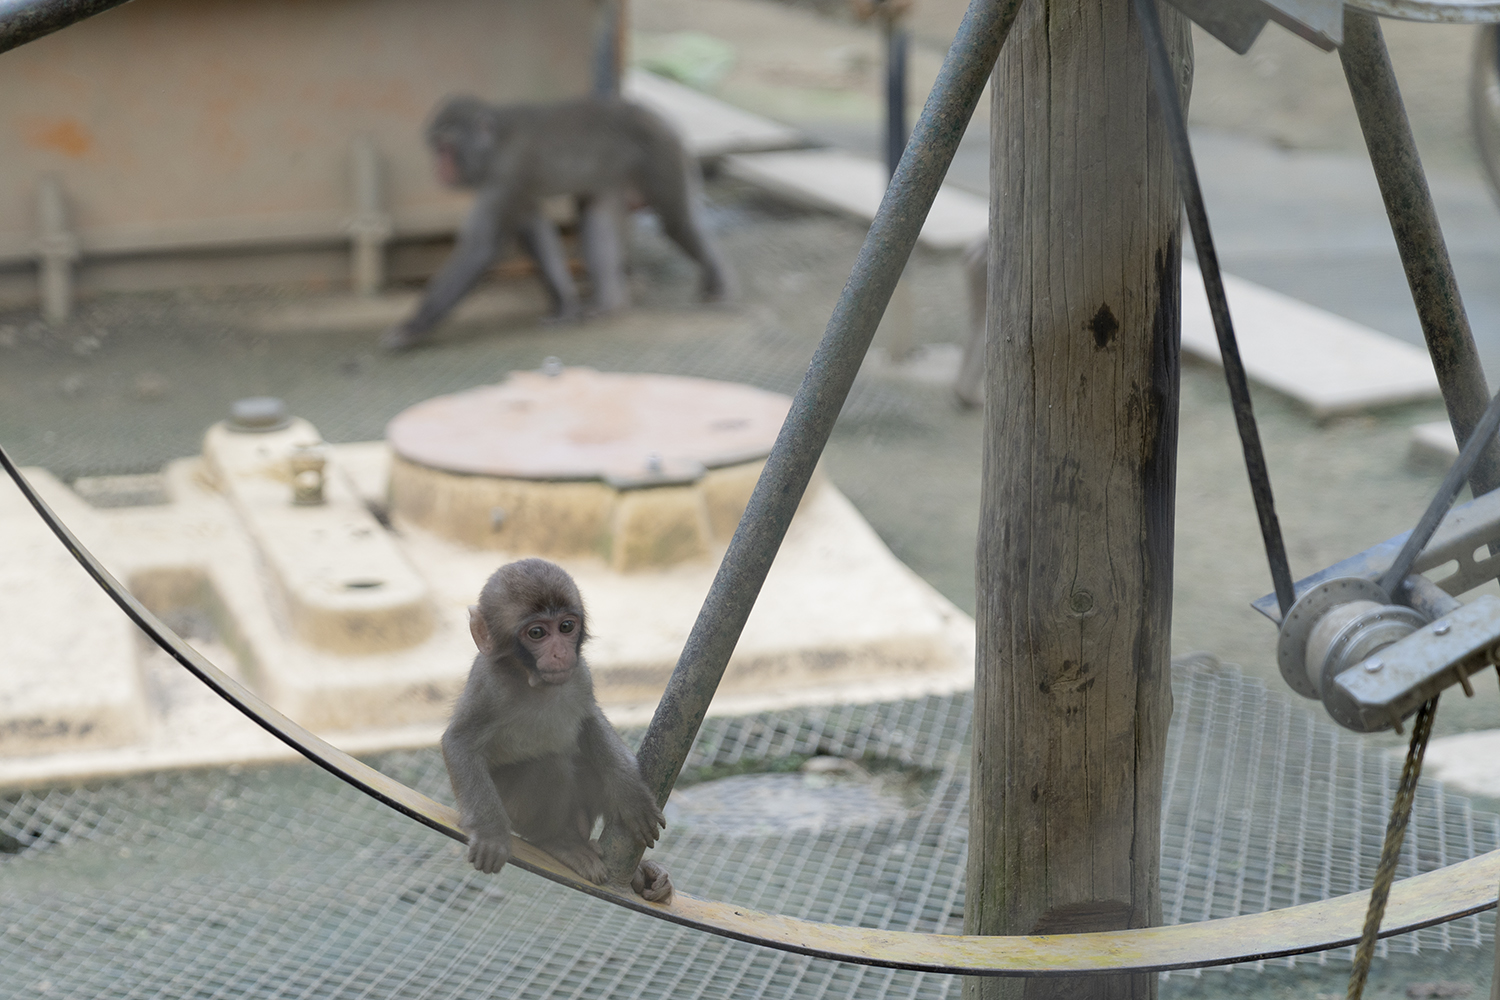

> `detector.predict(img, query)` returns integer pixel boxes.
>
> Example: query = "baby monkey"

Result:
[442,558,672,902]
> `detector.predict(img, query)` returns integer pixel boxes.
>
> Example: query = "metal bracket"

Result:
[1260,488,1500,731]
[1164,0,1340,53]
[1255,485,1500,622]
[1333,594,1500,731]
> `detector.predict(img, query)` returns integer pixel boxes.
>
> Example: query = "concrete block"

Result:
[399,481,970,708]
[0,446,972,790]
[390,455,619,557]
[1181,262,1441,416]
[386,370,791,570]
[203,420,435,654]
[721,149,988,250]
[609,483,714,571]
[1410,420,1460,465]
[622,69,804,158]
[0,469,145,757]
[1422,728,1500,798]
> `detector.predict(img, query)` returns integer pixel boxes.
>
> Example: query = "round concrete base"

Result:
[386,368,793,571]
[390,454,770,571]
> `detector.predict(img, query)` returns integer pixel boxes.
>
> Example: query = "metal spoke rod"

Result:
[0,0,133,55]
[599,0,1024,880]
[1341,8,1500,497]
[1133,0,1297,618]
[1379,387,1500,597]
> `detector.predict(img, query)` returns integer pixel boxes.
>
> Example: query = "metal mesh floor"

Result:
[2,655,1496,998]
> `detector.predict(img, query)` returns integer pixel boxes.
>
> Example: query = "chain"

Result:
[1346,696,1439,1000]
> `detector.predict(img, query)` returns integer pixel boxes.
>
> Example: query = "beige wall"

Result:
[0,0,598,302]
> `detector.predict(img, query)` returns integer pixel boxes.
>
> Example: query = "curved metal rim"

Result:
[1347,0,1500,24]
[3,446,1498,976]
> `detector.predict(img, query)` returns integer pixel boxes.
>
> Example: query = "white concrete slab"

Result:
[721,149,988,251]
[865,343,965,385]
[0,470,146,758]
[1422,728,1500,799]
[0,442,974,790]
[623,69,804,158]
[1181,262,1442,416]
[1411,420,1460,464]
[203,419,435,654]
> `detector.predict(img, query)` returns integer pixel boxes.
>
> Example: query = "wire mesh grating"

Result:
[1,655,1495,998]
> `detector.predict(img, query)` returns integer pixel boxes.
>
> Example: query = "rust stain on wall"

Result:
[20,117,93,158]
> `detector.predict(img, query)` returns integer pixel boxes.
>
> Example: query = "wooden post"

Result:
[964,1,1190,998]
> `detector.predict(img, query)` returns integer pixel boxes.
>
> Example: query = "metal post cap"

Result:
[228,397,291,433]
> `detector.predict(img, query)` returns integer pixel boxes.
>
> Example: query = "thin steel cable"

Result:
[1131,0,1297,618]
[1346,696,1439,1000]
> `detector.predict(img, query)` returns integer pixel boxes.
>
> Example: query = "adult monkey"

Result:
[442,558,673,902]
[382,96,736,351]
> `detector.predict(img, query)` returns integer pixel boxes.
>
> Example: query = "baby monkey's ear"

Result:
[468,605,495,655]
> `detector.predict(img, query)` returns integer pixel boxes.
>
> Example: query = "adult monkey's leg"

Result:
[383,190,508,351]
[580,192,631,314]
[639,161,736,302]
[522,213,585,322]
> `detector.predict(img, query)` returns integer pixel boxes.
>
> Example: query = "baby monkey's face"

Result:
[517,612,582,687]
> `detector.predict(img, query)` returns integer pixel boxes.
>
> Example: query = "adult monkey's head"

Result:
[426,95,498,188]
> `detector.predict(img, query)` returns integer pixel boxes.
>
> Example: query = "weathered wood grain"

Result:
[965,1,1192,997]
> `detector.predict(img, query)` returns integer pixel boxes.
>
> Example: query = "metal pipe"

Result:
[1379,386,1500,597]
[1341,8,1500,496]
[885,17,909,179]
[599,0,1023,880]
[0,0,133,55]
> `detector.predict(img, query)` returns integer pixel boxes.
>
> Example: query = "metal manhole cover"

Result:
[386,367,791,485]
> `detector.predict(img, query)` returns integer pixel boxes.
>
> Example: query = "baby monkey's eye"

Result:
[559,619,576,634]
[527,625,546,640]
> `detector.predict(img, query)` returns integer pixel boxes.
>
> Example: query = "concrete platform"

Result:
[204,418,436,654]
[0,435,974,790]
[622,69,804,159]
[0,472,145,759]
[721,149,988,251]
[1423,728,1500,799]
[1411,419,1462,464]
[1181,261,1442,416]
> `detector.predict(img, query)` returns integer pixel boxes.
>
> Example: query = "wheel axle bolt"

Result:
[1433,622,1451,636]
[1364,659,1384,673]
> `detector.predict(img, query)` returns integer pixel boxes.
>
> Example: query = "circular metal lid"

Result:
[387,368,791,486]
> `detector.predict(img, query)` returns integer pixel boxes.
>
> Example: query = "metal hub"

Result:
[1276,576,1391,699]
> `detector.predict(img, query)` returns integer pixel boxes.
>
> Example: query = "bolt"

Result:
[542,356,564,377]
[1433,622,1451,636]
[1364,659,1384,673]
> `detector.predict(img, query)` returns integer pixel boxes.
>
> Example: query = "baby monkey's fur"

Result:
[442,558,671,902]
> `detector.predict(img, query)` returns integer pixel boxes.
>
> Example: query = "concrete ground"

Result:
[3,1,1500,994]
[1,0,1495,739]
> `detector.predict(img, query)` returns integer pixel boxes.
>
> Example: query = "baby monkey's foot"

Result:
[632,859,673,903]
